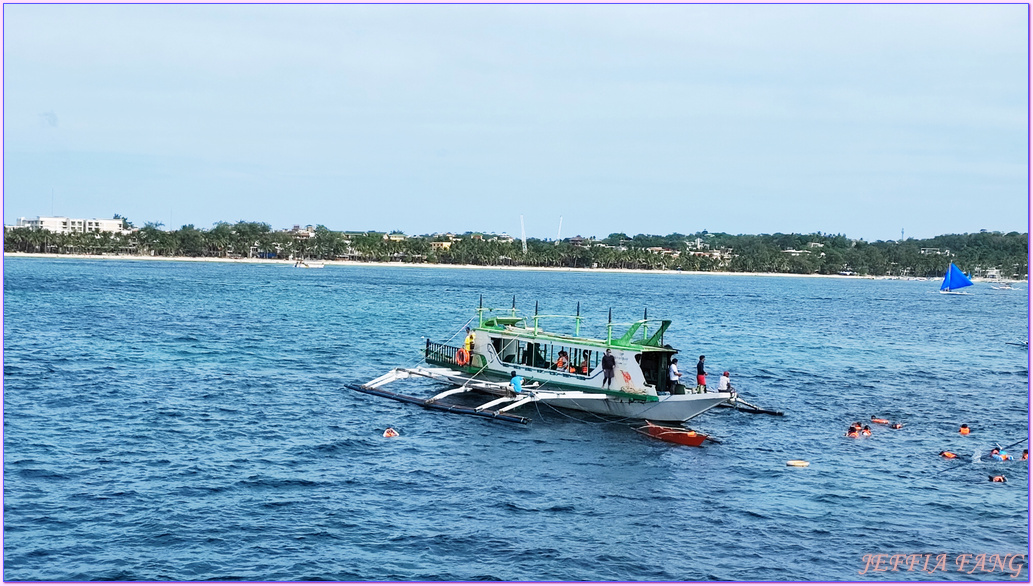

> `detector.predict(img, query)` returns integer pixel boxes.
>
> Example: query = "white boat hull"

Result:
[539,392,731,422]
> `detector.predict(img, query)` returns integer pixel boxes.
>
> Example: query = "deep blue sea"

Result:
[3,258,1029,581]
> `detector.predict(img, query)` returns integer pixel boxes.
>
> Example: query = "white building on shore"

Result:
[5,216,130,235]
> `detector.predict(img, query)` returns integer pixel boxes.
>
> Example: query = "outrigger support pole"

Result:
[345,383,531,424]
[607,308,613,344]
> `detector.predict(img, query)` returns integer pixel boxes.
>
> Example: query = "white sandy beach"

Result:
[3,252,1021,283]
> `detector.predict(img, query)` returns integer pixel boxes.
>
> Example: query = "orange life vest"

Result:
[861,429,872,436]
[556,356,568,370]
[871,418,889,424]
[991,475,1006,483]
[959,427,970,435]
[940,451,957,459]
[847,431,859,438]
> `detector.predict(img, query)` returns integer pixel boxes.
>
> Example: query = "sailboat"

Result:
[940,262,974,294]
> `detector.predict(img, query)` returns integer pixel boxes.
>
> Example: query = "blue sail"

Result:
[940,262,974,292]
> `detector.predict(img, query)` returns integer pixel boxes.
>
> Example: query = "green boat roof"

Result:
[477,311,675,352]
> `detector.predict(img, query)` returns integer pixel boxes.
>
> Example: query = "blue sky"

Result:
[3,4,1028,241]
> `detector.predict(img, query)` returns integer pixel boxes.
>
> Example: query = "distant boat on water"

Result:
[940,262,973,294]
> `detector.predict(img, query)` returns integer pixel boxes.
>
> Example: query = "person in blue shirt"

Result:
[510,371,523,395]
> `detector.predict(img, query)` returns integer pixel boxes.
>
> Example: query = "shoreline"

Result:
[3,252,1024,282]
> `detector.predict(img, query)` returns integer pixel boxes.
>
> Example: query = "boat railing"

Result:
[426,339,463,365]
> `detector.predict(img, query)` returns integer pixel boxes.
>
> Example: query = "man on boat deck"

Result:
[668,358,682,393]
[696,355,708,391]
[601,349,616,389]
[510,371,523,396]
[463,327,475,352]
[718,371,733,392]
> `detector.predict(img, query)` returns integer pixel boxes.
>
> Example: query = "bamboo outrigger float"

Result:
[348,299,735,425]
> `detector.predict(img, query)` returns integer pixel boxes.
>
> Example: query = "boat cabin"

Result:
[426,306,686,397]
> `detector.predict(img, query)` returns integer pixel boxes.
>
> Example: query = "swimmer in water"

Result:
[990,448,1011,461]
[989,475,1006,483]
[383,428,399,438]
[939,451,958,459]
[959,424,971,435]
[889,422,904,429]
[1023,450,1029,461]
[846,425,860,438]
[861,425,873,437]
[871,416,890,425]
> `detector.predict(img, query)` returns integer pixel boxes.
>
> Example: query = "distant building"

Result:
[6,216,128,235]
[430,241,453,250]
[686,238,709,251]
[284,225,315,238]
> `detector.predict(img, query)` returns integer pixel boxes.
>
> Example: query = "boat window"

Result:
[498,337,519,364]
[491,337,503,356]
[572,349,594,375]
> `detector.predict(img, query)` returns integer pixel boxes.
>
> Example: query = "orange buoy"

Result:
[383,427,399,438]
[455,348,470,366]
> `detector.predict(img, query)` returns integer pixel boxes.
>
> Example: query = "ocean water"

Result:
[3,258,1029,581]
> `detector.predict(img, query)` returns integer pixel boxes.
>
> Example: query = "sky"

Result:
[3,4,1029,241]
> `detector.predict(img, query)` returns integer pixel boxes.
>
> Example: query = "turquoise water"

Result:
[3,258,1029,580]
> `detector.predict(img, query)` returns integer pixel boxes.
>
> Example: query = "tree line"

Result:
[3,218,1028,279]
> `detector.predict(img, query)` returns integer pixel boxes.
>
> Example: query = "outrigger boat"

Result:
[347,300,734,424]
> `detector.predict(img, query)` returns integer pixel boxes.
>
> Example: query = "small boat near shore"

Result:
[294,259,325,269]
[348,300,734,424]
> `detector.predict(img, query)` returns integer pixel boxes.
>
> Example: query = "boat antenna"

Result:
[479,294,483,309]
[511,295,516,317]
[643,307,648,341]
[535,300,539,316]
[607,308,613,344]
[575,301,581,336]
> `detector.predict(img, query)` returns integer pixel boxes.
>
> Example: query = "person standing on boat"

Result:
[464,327,475,353]
[668,358,682,393]
[696,355,708,391]
[601,349,616,389]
